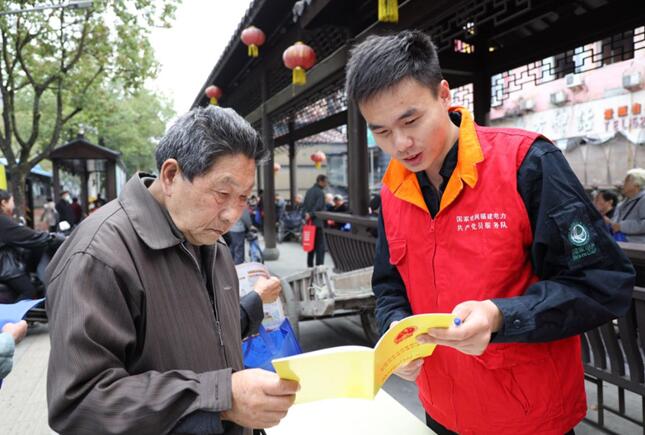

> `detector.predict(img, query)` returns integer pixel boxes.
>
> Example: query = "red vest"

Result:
[381,107,586,434]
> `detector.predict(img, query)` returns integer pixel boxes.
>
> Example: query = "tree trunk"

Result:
[9,167,28,221]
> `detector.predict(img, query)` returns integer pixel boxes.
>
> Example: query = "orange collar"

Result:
[382,106,484,215]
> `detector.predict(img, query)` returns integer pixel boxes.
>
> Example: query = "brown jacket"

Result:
[46,174,254,435]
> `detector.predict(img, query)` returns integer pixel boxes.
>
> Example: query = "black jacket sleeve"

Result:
[491,140,635,342]
[240,291,264,338]
[0,215,57,249]
[372,212,413,336]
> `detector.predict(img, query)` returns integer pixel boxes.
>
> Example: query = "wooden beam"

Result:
[487,1,645,75]
[274,110,348,147]
[246,45,348,124]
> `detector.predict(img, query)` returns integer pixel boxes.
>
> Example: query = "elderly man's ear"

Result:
[159,159,181,196]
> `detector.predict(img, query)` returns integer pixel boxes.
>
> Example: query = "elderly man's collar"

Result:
[119,172,185,250]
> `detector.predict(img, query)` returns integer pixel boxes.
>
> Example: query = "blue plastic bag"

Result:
[242,318,302,372]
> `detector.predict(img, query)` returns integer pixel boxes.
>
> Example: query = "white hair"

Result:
[627,168,645,189]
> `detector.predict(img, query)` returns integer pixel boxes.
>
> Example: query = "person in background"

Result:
[594,189,618,220]
[40,197,58,232]
[607,168,645,243]
[0,190,64,301]
[228,207,253,265]
[331,195,349,213]
[0,321,28,380]
[70,197,83,226]
[324,192,334,211]
[302,174,328,267]
[55,191,75,227]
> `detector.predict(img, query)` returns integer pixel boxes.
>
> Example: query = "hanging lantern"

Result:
[310,151,326,169]
[273,162,281,173]
[283,41,316,86]
[378,0,399,23]
[205,85,223,106]
[241,26,266,58]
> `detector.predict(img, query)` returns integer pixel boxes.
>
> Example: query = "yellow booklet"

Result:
[272,313,455,403]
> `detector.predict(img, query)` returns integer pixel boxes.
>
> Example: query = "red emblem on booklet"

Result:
[394,326,417,344]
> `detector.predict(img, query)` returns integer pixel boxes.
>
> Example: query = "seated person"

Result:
[0,190,64,301]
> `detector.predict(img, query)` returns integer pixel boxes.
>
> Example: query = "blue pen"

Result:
[453,317,462,326]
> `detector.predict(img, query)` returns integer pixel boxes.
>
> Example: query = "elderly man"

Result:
[607,168,645,243]
[46,106,298,435]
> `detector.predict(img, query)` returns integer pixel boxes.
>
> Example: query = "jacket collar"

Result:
[119,173,184,250]
[382,106,484,214]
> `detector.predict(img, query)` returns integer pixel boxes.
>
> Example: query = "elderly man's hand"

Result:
[221,369,299,429]
[417,300,503,356]
[2,320,28,344]
[253,276,282,304]
[611,222,621,232]
[389,320,425,382]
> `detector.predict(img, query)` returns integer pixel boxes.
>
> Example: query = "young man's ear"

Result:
[159,159,181,196]
[438,80,452,106]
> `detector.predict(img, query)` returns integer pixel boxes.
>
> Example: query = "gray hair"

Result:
[627,168,645,189]
[346,30,443,105]
[155,105,267,181]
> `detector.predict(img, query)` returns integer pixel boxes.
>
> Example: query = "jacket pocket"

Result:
[471,343,564,426]
[388,239,407,265]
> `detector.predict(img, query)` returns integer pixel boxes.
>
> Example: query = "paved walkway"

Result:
[0,238,640,434]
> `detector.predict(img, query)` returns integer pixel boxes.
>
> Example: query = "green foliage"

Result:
[67,85,175,175]
[0,0,179,212]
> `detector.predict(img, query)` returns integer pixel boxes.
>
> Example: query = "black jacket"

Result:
[0,215,61,280]
[302,184,326,227]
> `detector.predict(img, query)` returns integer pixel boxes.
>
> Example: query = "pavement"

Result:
[0,238,642,434]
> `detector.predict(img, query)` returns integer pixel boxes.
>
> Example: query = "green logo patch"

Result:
[568,221,597,261]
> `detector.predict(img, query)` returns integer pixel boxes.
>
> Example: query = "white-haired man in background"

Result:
[608,167,645,243]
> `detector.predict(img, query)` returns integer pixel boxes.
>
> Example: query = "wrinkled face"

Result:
[623,175,641,198]
[0,196,14,216]
[360,78,454,174]
[164,154,256,246]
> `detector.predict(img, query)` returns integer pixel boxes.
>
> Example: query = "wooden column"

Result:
[52,160,61,201]
[288,119,297,206]
[261,70,279,260]
[473,47,491,126]
[80,166,89,215]
[347,100,369,216]
[106,161,117,201]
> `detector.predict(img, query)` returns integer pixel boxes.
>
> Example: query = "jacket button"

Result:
[513,319,521,328]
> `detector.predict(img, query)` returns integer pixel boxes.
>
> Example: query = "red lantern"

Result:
[378,0,399,23]
[310,151,326,169]
[241,26,266,58]
[205,85,223,106]
[283,42,316,86]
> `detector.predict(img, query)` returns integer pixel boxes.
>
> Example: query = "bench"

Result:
[316,211,378,273]
[581,242,645,434]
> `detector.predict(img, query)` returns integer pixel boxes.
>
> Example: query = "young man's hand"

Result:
[221,368,299,429]
[2,320,28,344]
[417,300,503,355]
[253,276,282,304]
[390,320,425,382]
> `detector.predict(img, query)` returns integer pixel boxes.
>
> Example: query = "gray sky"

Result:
[149,0,252,118]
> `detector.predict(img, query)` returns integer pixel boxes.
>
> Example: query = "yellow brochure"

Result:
[272,313,455,403]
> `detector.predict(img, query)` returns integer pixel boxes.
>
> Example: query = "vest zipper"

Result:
[180,242,228,364]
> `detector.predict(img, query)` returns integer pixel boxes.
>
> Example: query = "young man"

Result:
[346,30,634,435]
